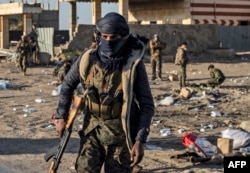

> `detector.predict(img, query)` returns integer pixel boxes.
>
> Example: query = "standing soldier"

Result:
[149,34,166,81]
[16,35,31,76]
[29,36,40,65]
[174,42,189,88]
[52,12,154,173]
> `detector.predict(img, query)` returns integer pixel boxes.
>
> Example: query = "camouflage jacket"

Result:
[30,40,39,52]
[210,68,225,81]
[149,40,166,57]
[17,40,31,55]
[175,47,189,65]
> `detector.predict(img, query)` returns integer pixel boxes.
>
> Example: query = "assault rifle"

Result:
[44,95,83,173]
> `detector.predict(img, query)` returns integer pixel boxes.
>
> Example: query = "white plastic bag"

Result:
[182,132,217,158]
[221,128,250,149]
[155,96,174,107]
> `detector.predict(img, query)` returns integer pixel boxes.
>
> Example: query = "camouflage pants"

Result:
[76,130,132,173]
[178,64,187,88]
[207,78,223,88]
[150,56,162,79]
[32,51,40,64]
[15,53,20,67]
[18,53,28,73]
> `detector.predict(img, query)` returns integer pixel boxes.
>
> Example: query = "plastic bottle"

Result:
[219,41,222,48]
[35,98,46,103]
[239,147,250,152]
[195,137,217,156]
[160,128,171,137]
[0,81,6,90]
[23,107,36,113]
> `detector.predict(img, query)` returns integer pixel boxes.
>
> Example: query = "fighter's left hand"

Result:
[130,140,144,167]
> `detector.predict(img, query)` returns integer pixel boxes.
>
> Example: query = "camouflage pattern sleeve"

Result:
[210,70,215,79]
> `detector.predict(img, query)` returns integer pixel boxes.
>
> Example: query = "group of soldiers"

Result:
[46,13,228,172]
[53,33,226,89]
[149,34,226,89]
[16,35,39,76]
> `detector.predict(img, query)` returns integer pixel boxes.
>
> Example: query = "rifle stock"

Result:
[48,161,56,173]
[44,95,83,173]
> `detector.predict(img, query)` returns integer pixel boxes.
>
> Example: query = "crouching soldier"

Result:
[207,64,225,88]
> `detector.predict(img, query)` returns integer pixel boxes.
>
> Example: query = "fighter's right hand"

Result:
[50,113,66,138]
[54,119,66,138]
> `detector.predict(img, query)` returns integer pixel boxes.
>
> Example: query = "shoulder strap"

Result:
[79,49,95,87]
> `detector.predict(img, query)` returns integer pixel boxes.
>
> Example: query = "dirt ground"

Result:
[0,54,250,173]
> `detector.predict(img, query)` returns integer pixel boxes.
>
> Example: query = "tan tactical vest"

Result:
[81,58,123,120]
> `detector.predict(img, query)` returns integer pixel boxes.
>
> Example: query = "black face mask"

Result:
[98,35,129,58]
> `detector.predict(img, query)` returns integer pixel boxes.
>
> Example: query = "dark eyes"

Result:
[101,35,121,40]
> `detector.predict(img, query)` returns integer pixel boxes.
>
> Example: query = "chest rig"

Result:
[19,41,30,54]
[84,62,123,121]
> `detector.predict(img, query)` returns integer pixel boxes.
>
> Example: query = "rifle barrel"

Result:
[190,156,211,163]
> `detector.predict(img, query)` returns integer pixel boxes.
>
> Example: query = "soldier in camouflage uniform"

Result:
[28,36,40,65]
[149,34,166,81]
[56,60,72,83]
[207,64,225,88]
[53,54,71,84]
[53,51,79,84]
[174,42,189,88]
[53,12,154,173]
[16,35,31,76]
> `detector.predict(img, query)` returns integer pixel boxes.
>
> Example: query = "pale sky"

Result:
[60,2,118,30]
[0,0,118,30]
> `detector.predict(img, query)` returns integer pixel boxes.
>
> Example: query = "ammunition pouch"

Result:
[87,88,123,120]
[87,87,100,117]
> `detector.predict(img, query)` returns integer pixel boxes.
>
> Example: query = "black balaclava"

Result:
[96,12,130,59]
